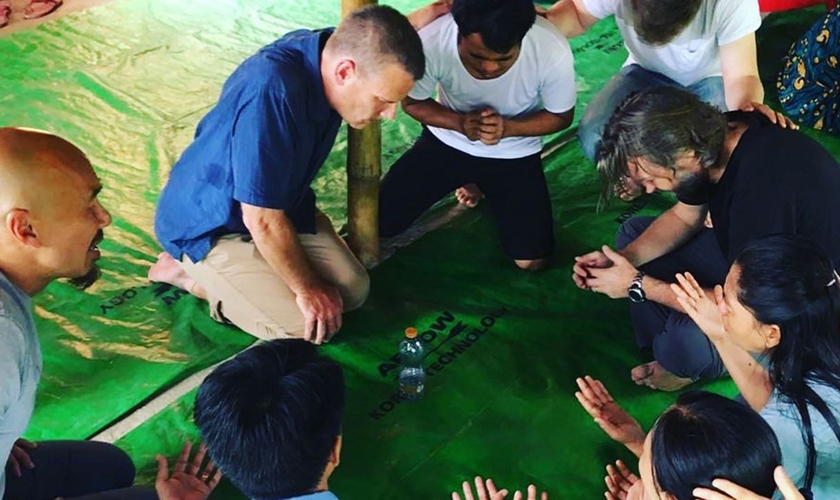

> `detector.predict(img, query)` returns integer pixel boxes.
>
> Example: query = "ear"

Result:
[334,59,357,86]
[330,435,342,468]
[762,323,782,349]
[6,209,40,248]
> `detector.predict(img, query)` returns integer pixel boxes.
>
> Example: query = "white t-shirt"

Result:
[581,0,761,86]
[409,15,576,159]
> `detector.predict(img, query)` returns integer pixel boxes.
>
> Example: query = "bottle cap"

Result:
[405,327,418,339]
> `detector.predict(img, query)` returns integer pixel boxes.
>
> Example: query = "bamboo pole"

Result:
[342,0,380,267]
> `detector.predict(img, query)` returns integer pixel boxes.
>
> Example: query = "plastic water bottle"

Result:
[399,327,426,400]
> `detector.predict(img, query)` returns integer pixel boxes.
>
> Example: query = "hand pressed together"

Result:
[579,246,638,299]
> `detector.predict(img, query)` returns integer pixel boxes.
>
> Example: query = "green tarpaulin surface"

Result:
[1,1,838,498]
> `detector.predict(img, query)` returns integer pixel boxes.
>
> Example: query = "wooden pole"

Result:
[342,0,380,268]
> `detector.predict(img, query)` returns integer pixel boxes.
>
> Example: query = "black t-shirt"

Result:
[706,111,840,264]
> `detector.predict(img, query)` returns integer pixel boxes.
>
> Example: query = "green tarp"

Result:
[1,1,838,498]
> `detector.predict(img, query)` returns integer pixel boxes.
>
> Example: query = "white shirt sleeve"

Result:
[580,0,620,21]
[538,29,577,114]
[714,0,761,46]
[408,18,445,101]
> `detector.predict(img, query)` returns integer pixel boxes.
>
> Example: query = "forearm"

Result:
[246,212,321,295]
[626,437,645,458]
[503,109,574,138]
[545,0,589,38]
[403,98,464,134]
[725,74,765,110]
[712,337,773,411]
[620,204,705,267]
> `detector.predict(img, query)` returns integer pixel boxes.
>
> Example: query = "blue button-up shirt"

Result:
[155,28,341,262]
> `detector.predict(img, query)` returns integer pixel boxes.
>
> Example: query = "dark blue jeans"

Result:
[3,440,156,500]
[615,216,729,380]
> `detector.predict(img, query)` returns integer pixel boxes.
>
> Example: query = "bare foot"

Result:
[455,184,483,208]
[148,252,196,292]
[631,361,694,392]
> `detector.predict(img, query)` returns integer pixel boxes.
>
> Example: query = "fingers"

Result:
[714,285,726,310]
[17,438,37,449]
[575,390,602,419]
[576,376,603,405]
[573,273,589,290]
[773,466,803,500]
[188,443,208,475]
[11,445,34,471]
[461,480,476,500]
[174,441,191,473]
[588,376,614,403]
[692,487,734,500]
[600,246,623,263]
[615,460,638,482]
[206,462,223,489]
[453,493,464,500]
[8,454,21,478]
[475,476,489,500]
[706,478,762,500]
[155,454,169,485]
[303,312,316,343]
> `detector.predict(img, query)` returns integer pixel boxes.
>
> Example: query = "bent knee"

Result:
[515,259,549,271]
[340,268,370,311]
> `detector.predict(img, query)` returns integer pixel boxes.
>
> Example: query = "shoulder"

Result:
[418,15,456,53]
[527,17,573,57]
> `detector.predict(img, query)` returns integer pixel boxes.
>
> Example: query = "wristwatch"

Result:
[628,271,646,303]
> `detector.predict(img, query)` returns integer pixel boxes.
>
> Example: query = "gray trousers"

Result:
[616,216,729,380]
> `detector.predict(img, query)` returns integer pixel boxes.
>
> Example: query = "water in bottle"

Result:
[398,327,426,400]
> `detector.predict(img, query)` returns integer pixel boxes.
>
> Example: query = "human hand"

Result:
[572,250,613,290]
[452,477,548,500]
[461,111,484,142]
[693,466,804,500]
[296,283,343,344]
[155,442,221,500]
[478,110,505,146]
[605,460,642,500]
[741,102,798,130]
[7,438,36,477]
[671,273,726,342]
[575,376,645,452]
[586,246,637,299]
[407,0,452,31]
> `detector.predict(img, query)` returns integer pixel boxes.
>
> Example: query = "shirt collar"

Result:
[303,28,337,122]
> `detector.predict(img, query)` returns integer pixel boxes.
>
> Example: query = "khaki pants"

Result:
[179,212,370,340]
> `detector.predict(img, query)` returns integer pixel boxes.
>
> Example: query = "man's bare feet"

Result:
[455,183,483,208]
[631,361,694,392]
[149,252,197,293]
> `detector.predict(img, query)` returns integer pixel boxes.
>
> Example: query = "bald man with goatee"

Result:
[0,129,219,500]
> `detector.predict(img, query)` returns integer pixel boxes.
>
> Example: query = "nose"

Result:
[480,61,500,75]
[380,102,398,121]
[643,181,656,195]
[96,202,112,227]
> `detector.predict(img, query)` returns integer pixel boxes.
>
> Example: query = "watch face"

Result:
[628,287,645,303]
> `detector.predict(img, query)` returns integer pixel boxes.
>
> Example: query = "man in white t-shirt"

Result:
[378,0,576,270]
[546,0,769,162]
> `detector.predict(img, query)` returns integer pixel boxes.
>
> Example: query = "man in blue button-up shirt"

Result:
[150,5,425,345]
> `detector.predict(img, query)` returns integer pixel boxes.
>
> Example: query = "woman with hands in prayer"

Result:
[671,234,840,497]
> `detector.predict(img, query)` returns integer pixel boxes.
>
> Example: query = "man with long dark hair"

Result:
[573,87,840,391]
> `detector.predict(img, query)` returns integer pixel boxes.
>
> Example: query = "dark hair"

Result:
[596,86,727,205]
[651,391,781,500]
[629,0,703,45]
[451,0,536,54]
[735,234,840,489]
[331,4,425,80]
[194,340,346,499]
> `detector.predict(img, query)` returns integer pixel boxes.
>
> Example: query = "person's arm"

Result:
[406,0,451,31]
[712,337,773,409]
[402,96,466,134]
[241,204,343,344]
[719,33,764,110]
[503,108,575,138]
[621,202,707,267]
[545,0,600,38]
[671,275,773,410]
